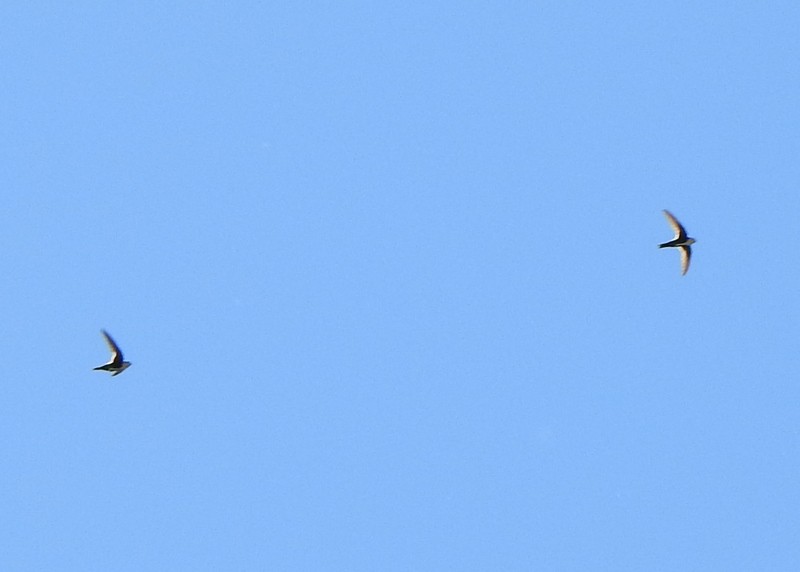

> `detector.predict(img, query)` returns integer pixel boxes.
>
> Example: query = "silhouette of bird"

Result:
[93,330,131,376]
[659,210,695,275]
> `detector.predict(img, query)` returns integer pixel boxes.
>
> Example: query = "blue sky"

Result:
[1,2,799,570]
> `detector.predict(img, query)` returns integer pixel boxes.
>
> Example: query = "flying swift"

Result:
[93,330,131,376]
[659,210,696,276]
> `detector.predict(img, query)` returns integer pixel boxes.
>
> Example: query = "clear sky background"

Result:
[1,2,799,570]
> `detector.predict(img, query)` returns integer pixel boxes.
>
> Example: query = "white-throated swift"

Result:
[93,330,131,376]
[659,210,695,275]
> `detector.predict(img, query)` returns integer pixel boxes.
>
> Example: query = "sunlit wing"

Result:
[101,330,123,362]
[679,245,692,275]
[662,210,687,241]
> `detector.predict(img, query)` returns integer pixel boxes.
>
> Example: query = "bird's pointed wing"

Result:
[679,245,692,275]
[101,330,124,363]
[662,210,688,241]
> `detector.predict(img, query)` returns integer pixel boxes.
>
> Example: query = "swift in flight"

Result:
[93,330,131,376]
[659,210,695,276]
